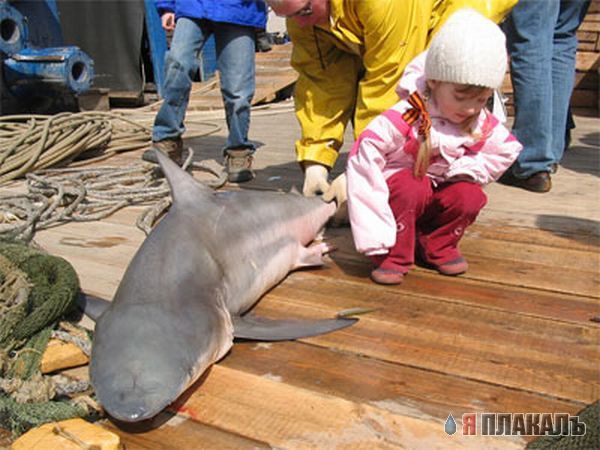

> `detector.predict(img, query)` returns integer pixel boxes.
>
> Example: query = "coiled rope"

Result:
[0,149,226,241]
[0,111,223,185]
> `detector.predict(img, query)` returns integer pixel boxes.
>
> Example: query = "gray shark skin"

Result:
[88,150,357,423]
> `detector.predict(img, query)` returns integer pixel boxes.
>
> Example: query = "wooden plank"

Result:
[254,285,600,404]
[301,259,599,325]
[323,226,599,298]
[102,418,270,450]
[467,223,597,252]
[579,20,600,33]
[221,340,585,421]
[582,12,600,23]
[41,339,89,373]
[173,365,525,449]
[586,2,600,13]
[576,51,600,72]
[60,341,581,446]
[577,30,599,43]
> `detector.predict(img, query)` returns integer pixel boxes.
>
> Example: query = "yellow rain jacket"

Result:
[288,0,517,168]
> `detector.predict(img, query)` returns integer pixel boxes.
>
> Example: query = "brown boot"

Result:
[142,137,184,166]
[224,148,254,183]
[498,170,552,193]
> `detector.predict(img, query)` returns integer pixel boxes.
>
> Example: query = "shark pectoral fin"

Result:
[77,292,111,321]
[295,242,335,269]
[232,314,357,341]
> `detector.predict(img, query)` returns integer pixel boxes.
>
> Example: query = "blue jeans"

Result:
[152,17,256,151]
[503,0,590,178]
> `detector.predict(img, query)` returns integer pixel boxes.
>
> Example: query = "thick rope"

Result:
[0,112,149,184]
[0,111,223,185]
[0,149,226,241]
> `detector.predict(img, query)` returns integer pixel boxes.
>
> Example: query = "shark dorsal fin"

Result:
[154,149,214,206]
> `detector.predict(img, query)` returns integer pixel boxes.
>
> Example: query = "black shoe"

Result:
[499,170,552,193]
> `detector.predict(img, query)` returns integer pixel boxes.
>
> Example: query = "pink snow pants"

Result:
[371,169,487,273]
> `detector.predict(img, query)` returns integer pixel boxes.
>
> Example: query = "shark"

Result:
[80,150,357,423]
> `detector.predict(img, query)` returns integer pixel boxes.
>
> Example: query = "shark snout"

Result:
[95,370,182,423]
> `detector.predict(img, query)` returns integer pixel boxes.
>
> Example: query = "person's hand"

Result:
[302,163,330,197]
[322,173,349,227]
[161,12,176,32]
[322,173,346,204]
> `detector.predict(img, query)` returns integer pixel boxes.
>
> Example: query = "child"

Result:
[346,9,523,285]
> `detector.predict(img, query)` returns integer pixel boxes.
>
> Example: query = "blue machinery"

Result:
[0,0,215,113]
[0,0,174,113]
[0,0,94,100]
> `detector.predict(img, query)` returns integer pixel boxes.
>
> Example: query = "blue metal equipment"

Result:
[0,0,94,112]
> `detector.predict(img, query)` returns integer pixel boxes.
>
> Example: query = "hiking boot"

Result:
[370,267,404,285]
[142,138,184,166]
[498,170,552,193]
[435,257,468,276]
[224,148,254,183]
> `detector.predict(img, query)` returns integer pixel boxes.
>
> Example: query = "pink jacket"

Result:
[347,52,522,256]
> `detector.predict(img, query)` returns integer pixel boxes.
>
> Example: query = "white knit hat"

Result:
[425,9,507,89]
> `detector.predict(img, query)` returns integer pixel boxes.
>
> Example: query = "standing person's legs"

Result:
[369,170,432,285]
[417,182,487,276]
[214,23,257,182]
[152,18,208,147]
[502,0,559,190]
[550,0,591,166]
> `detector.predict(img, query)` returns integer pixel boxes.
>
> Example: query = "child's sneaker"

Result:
[435,257,468,276]
[370,267,404,285]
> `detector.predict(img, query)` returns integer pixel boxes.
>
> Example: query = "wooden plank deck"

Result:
[2,105,597,448]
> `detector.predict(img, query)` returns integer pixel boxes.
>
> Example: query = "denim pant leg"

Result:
[153,18,208,143]
[550,1,591,164]
[504,0,560,178]
[214,24,256,151]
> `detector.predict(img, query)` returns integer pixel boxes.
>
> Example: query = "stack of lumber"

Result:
[184,44,297,112]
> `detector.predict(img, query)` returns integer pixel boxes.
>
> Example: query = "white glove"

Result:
[322,173,349,227]
[302,163,330,197]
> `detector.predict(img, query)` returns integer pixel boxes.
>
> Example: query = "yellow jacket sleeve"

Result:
[287,18,362,168]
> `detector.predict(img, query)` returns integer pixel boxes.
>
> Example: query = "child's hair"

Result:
[414,133,432,178]
[413,83,490,178]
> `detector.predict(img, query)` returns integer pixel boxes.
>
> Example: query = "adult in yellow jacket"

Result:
[267,0,516,196]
